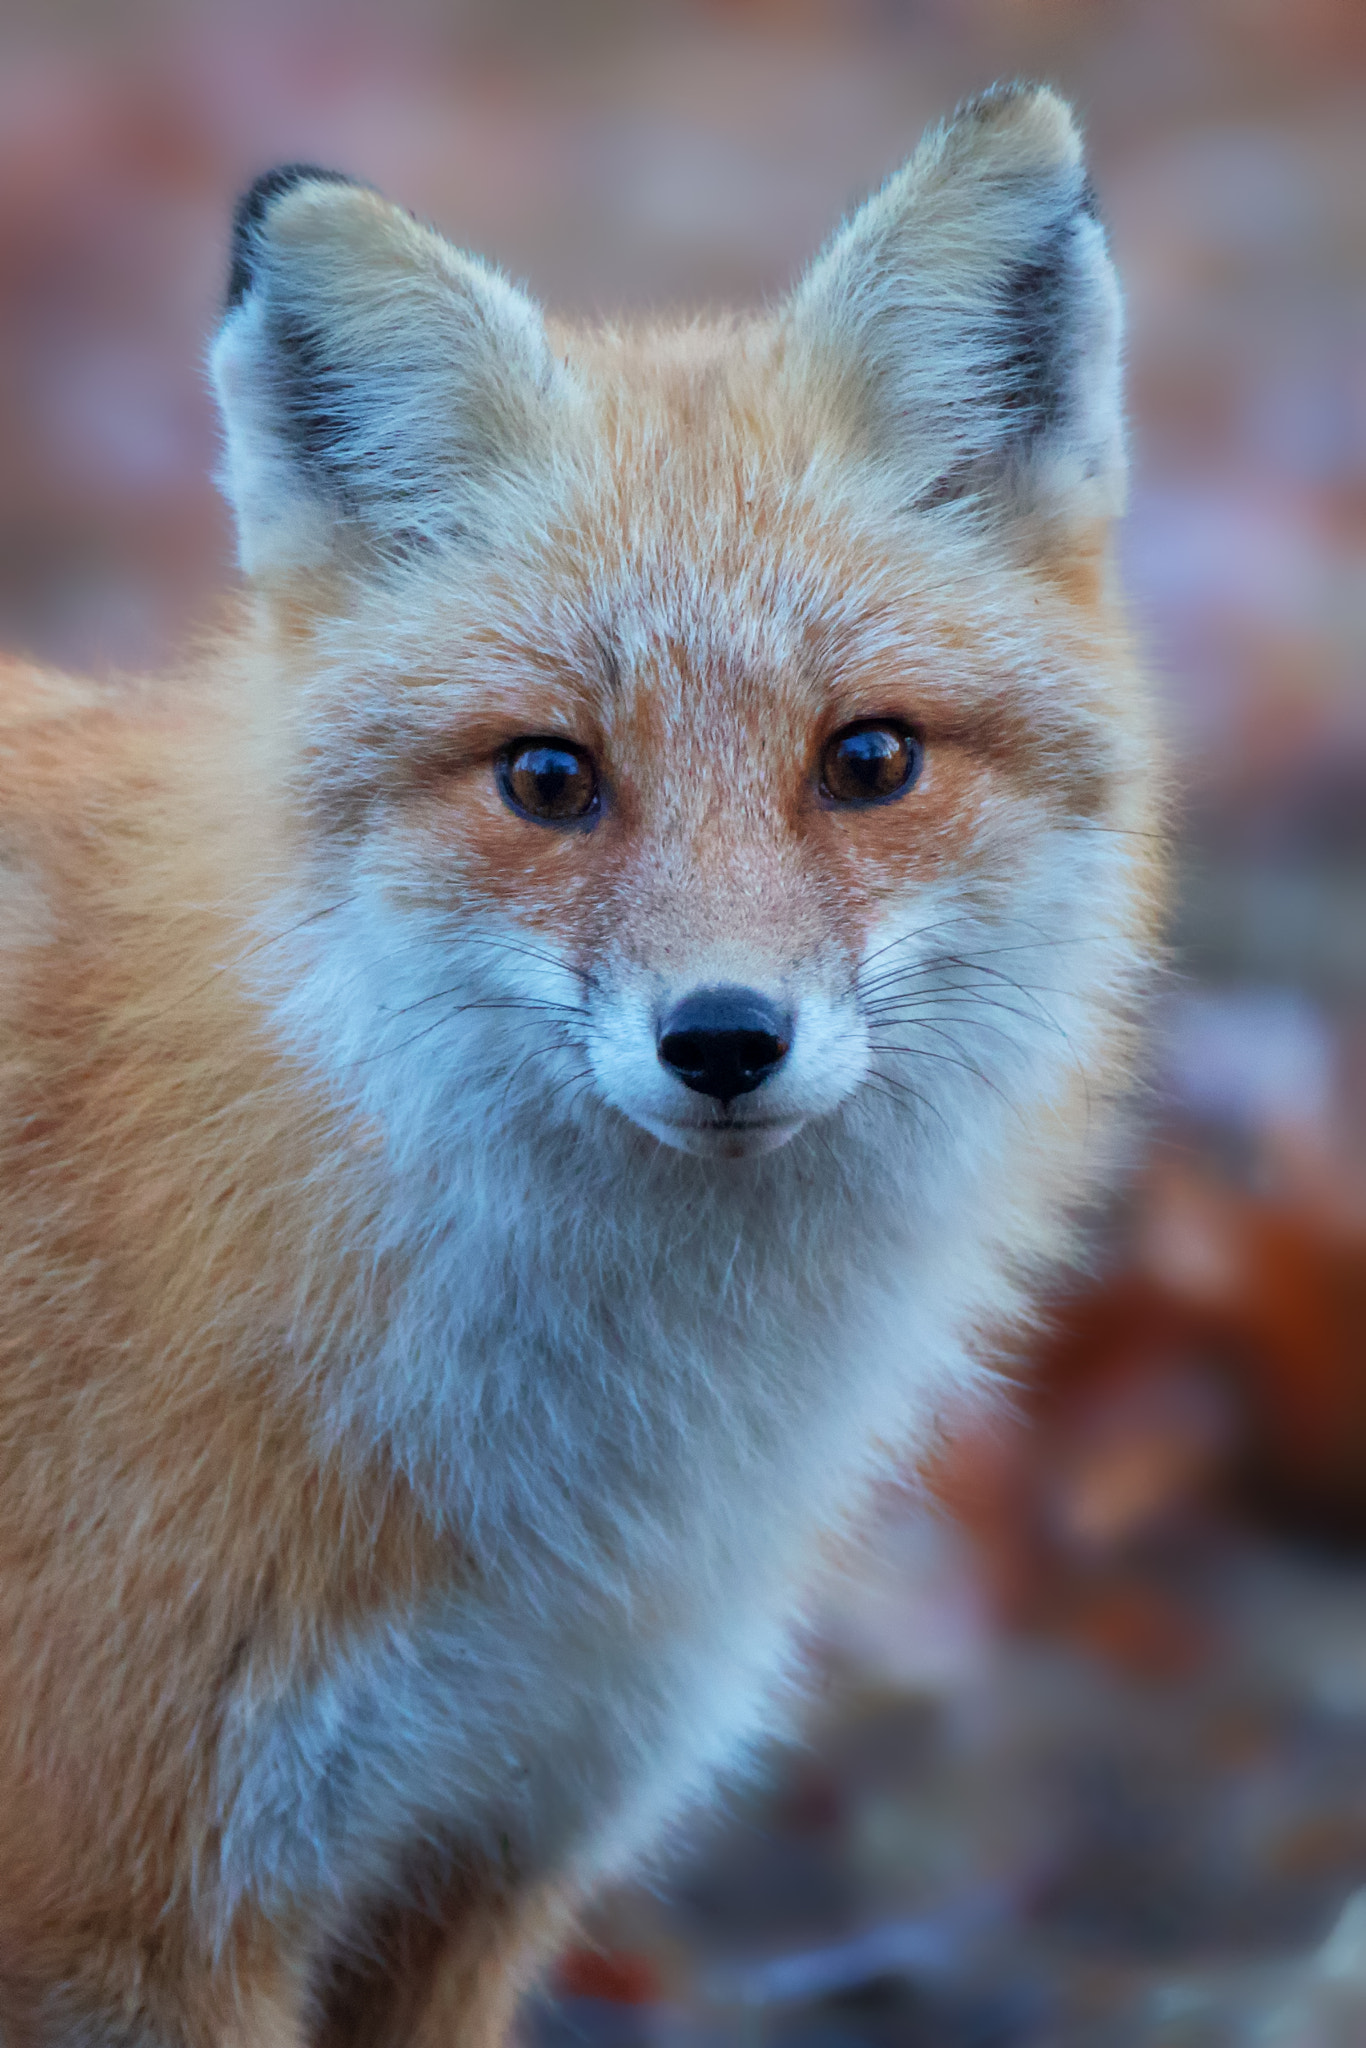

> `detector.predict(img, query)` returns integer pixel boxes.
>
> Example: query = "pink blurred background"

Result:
[1,3,1361,2040]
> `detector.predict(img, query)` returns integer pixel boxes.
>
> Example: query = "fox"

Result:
[0,80,1163,2048]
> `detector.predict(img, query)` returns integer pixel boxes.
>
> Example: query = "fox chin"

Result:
[0,82,1163,2048]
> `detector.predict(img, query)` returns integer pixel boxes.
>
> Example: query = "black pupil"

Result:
[826,725,912,801]
[507,744,593,821]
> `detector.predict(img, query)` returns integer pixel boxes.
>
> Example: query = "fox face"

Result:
[214,88,1152,1175]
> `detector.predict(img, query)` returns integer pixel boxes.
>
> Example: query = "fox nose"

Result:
[657,986,792,1101]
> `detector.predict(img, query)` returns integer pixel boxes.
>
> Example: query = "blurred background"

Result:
[1,1,1361,2040]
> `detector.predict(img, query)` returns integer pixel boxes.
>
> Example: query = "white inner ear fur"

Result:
[785,84,1126,556]
[210,183,569,580]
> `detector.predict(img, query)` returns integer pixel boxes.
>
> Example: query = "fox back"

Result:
[0,85,1162,2048]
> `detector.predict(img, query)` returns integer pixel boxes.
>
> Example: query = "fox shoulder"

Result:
[0,658,103,992]
[0,658,197,1052]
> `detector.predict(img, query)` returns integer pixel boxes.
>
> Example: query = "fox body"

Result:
[0,86,1162,2047]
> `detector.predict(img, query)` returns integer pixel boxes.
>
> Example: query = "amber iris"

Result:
[820,721,923,806]
[498,740,600,825]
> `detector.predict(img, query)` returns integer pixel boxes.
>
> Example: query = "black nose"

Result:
[657,986,792,1101]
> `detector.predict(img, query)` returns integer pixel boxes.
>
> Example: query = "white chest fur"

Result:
[213,1096,1007,1938]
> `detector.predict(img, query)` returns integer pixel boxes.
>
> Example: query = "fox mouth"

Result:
[636,1111,806,1159]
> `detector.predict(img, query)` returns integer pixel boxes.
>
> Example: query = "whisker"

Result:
[861,955,1075,1037]
[856,936,1086,1006]
[242,895,360,960]
[863,995,1059,1038]
[852,920,980,994]
[539,1062,597,1114]
[134,895,359,1026]
[380,990,588,1025]
[865,990,1091,1123]
[870,1039,1016,1111]
[863,996,1064,1063]
[863,981,1060,1018]
[862,1068,951,1135]
[499,1028,583,1114]
[355,1006,581,1067]
[460,933,603,997]
[852,907,996,980]
[868,1009,1027,1054]
[856,913,1092,975]
[803,1116,849,1187]
[352,1014,453,1064]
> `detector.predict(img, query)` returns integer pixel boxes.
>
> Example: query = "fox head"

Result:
[212,85,1155,1172]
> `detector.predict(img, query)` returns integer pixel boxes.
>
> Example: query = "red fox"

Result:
[0,82,1163,2046]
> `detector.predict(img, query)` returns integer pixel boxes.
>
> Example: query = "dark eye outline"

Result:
[818,719,925,809]
[496,737,602,829]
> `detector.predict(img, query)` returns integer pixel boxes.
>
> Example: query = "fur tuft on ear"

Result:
[787,83,1125,561]
[210,168,568,580]
[225,164,361,314]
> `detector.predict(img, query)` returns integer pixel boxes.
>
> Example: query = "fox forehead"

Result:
[301,426,1110,831]
[314,328,879,669]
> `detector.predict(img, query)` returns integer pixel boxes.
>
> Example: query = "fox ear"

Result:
[210,166,566,579]
[787,84,1124,564]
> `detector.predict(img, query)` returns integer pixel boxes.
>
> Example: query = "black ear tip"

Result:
[226,163,356,311]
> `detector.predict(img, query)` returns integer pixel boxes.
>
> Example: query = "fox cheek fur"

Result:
[0,85,1162,2045]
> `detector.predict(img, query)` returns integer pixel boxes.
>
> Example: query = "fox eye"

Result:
[498,739,600,826]
[820,721,923,806]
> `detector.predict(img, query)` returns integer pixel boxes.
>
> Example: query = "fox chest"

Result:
[219,1488,810,1940]
[219,1187,931,1936]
